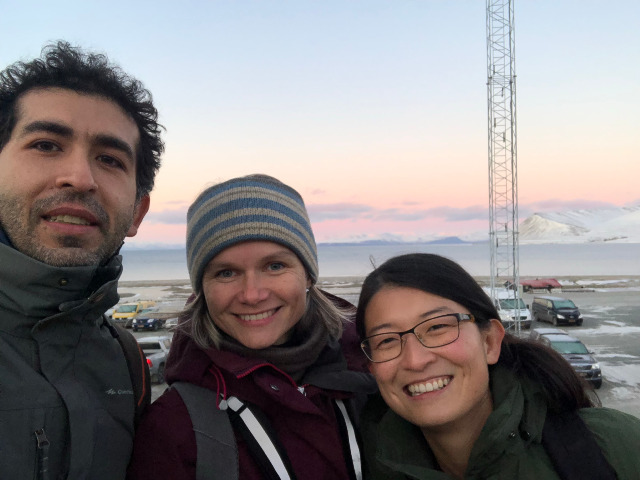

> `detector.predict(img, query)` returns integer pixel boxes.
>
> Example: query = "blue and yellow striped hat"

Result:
[186,174,318,292]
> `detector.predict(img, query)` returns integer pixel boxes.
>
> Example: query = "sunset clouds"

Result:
[3,1,637,247]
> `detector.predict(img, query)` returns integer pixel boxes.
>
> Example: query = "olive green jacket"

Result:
[0,242,137,480]
[361,365,640,479]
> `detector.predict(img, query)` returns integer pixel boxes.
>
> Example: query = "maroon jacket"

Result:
[127,315,375,480]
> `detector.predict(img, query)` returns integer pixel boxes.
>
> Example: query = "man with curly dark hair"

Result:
[0,41,164,479]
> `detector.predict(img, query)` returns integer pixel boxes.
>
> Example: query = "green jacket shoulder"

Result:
[579,407,640,480]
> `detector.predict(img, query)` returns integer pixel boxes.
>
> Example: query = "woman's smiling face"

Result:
[201,241,311,349]
[365,286,504,434]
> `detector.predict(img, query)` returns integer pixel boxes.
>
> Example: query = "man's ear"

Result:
[484,318,505,365]
[126,194,150,238]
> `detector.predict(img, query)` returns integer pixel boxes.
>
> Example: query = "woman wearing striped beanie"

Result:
[129,174,376,480]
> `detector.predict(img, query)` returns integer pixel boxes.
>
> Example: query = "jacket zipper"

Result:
[34,428,50,480]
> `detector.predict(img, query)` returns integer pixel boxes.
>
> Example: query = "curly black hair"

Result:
[0,40,163,199]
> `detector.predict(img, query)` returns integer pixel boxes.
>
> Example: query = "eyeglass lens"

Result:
[363,314,462,363]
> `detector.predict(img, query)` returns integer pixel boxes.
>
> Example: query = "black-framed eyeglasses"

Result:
[360,313,475,363]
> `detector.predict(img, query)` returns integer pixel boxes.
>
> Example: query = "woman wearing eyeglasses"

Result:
[356,253,640,480]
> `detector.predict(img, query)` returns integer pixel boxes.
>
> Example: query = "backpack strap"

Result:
[542,410,617,480]
[172,382,239,480]
[225,396,297,480]
[110,323,151,427]
[173,382,295,480]
[174,383,362,480]
[334,399,362,480]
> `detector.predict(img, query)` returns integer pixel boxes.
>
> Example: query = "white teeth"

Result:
[48,215,90,225]
[408,377,450,396]
[239,310,275,321]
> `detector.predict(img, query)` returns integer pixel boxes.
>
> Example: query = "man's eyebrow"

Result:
[94,134,135,161]
[20,120,135,162]
[21,120,73,137]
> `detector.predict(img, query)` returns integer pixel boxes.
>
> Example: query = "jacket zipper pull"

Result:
[34,428,50,480]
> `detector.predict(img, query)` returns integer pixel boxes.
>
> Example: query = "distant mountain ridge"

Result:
[122,205,640,250]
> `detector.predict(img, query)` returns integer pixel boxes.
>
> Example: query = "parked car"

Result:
[531,296,583,326]
[536,334,602,389]
[111,301,157,326]
[494,290,532,330]
[529,327,568,342]
[121,307,159,329]
[132,311,165,332]
[485,288,532,330]
[137,335,172,384]
[164,317,179,331]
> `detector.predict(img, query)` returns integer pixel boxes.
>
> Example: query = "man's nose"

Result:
[54,149,98,192]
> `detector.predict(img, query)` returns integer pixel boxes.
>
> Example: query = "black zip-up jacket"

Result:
[0,242,138,480]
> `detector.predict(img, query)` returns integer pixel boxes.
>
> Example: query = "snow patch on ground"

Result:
[577,279,634,285]
[588,306,617,314]
[597,353,639,359]
[579,324,640,335]
[607,386,640,401]
[601,364,640,386]
[594,287,640,293]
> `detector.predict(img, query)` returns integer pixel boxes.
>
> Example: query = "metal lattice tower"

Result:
[486,0,522,331]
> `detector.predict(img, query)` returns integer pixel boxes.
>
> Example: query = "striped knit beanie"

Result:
[186,174,318,292]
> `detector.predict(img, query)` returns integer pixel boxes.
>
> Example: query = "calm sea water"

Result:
[119,243,640,282]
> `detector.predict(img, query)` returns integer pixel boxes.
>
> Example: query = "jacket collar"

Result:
[165,323,377,395]
[0,242,122,336]
[0,226,14,248]
[373,365,547,478]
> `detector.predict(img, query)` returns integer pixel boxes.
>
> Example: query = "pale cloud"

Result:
[519,199,617,218]
[307,203,373,221]
[144,208,188,225]
[308,203,487,223]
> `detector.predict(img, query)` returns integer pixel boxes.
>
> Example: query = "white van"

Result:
[487,288,532,330]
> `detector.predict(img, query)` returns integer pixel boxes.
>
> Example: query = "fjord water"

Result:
[120,243,640,282]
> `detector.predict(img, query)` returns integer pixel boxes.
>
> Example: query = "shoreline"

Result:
[118,275,640,301]
[116,275,640,320]
[118,274,640,288]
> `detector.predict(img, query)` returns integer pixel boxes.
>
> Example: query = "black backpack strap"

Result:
[110,323,151,427]
[226,396,297,480]
[172,382,239,480]
[333,399,362,480]
[542,410,617,480]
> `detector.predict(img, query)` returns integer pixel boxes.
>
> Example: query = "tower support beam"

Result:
[486,0,522,333]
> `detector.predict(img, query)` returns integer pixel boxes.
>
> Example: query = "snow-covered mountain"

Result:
[519,206,640,243]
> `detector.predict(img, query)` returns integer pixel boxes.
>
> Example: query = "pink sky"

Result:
[6,2,632,247]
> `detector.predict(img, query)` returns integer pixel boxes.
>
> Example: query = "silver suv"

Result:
[535,332,602,389]
[137,335,172,384]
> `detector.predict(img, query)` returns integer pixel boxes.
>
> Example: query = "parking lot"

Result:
[521,290,640,418]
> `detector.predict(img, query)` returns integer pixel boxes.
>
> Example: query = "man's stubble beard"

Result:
[0,191,134,267]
